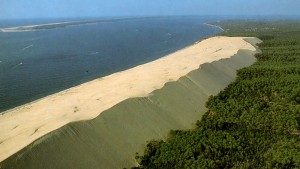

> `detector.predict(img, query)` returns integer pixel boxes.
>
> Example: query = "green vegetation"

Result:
[135,20,300,168]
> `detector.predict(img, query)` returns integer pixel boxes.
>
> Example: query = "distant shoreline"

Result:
[0,17,145,32]
[0,16,180,32]
[0,19,118,32]
[0,21,73,32]
[0,18,226,33]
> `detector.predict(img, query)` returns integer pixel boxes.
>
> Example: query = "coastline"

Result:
[0,17,163,32]
[0,36,259,163]
[0,21,86,32]
[0,20,111,32]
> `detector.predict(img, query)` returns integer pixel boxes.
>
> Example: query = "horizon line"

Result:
[1,14,300,20]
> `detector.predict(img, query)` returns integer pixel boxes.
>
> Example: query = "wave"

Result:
[204,23,225,31]
[22,45,33,51]
[9,62,23,70]
[89,51,99,55]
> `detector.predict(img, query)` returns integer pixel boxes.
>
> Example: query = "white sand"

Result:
[0,36,258,162]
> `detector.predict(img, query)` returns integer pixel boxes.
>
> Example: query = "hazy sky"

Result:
[1,0,300,19]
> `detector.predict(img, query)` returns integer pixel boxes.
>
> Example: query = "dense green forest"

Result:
[134,20,300,168]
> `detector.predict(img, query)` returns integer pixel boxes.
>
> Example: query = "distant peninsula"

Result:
[0,18,139,32]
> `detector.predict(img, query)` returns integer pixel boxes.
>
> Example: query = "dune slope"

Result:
[0,37,260,168]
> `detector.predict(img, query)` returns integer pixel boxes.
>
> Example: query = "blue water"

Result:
[0,16,222,112]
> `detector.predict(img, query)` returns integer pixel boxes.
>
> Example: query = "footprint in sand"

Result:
[73,106,79,113]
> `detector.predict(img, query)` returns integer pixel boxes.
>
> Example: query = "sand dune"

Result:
[0,36,259,162]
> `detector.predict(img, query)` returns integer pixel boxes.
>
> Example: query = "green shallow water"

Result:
[0,38,259,169]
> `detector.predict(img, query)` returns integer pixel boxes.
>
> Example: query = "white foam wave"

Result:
[204,23,225,31]
[90,52,99,55]
[22,45,33,51]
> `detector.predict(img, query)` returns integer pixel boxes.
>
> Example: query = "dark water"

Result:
[0,16,222,112]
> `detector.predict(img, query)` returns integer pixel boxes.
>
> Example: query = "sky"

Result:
[1,0,300,19]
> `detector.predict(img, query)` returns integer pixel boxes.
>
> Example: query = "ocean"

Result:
[0,16,222,112]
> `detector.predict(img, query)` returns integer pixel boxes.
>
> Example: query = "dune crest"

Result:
[0,36,259,162]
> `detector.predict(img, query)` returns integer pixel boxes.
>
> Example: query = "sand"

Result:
[0,36,259,162]
[1,47,260,168]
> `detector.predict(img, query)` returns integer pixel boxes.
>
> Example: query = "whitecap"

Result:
[90,51,99,55]
[22,45,33,51]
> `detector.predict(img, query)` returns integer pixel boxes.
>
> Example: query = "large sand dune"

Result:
[0,36,260,165]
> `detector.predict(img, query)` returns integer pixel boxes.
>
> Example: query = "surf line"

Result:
[22,45,33,51]
[204,23,224,32]
[10,62,23,70]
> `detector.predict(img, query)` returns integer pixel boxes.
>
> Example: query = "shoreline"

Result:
[0,21,91,32]
[0,17,163,32]
[0,36,259,162]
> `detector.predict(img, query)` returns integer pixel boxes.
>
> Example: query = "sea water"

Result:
[0,16,222,112]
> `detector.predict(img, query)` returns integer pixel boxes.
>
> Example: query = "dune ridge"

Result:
[0,36,259,163]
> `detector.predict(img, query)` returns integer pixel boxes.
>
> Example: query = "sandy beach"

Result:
[0,36,259,162]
